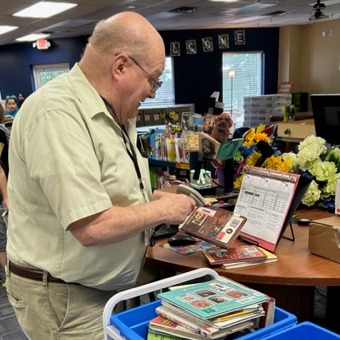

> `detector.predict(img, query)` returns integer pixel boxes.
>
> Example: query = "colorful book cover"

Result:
[179,205,247,249]
[158,278,268,320]
[198,132,243,161]
[198,132,220,160]
[221,248,278,269]
[203,245,267,265]
[147,328,186,340]
[149,315,202,340]
[216,138,244,160]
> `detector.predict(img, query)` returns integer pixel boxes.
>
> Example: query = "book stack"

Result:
[203,245,278,269]
[147,277,275,339]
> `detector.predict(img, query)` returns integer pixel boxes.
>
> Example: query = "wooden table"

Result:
[146,208,340,332]
[276,118,316,152]
[277,118,315,143]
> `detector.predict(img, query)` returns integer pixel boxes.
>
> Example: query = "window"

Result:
[32,58,175,106]
[33,63,70,90]
[222,52,263,128]
[141,56,175,107]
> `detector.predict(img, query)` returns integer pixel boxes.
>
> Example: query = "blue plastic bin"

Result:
[262,321,340,339]
[237,306,297,340]
[110,300,160,340]
[110,300,297,340]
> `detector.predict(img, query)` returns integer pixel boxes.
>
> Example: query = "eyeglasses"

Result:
[129,56,163,93]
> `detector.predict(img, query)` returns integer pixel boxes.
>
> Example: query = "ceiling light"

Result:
[263,11,287,17]
[0,26,18,35]
[228,15,265,23]
[16,33,50,42]
[168,6,198,14]
[13,2,77,19]
[210,0,239,2]
[225,3,276,15]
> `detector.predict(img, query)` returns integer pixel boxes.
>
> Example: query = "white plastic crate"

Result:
[103,268,219,340]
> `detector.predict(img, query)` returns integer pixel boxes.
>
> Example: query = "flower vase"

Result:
[283,104,297,123]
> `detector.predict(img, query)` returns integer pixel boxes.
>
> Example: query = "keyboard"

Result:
[153,224,178,239]
[215,189,239,201]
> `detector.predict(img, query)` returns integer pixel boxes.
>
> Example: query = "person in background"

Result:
[6,11,196,340]
[4,95,19,118]
[17,93,25,108]
[0,162,9,287]
[0,104,11,286]
[0,103,10,176]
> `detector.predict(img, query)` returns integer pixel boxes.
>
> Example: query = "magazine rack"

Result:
[103,268,219,340]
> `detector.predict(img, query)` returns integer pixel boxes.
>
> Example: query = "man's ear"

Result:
[112,54,129,78]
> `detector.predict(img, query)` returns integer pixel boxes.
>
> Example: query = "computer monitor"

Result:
[311,94,340,145]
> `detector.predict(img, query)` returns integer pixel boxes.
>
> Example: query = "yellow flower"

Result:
[283,104,296,114]
[234,174,244,189]
[246,152,261,166]
[163,108,177,122]
[243,128,256,147]
[263,155,292,172]
[254,132,270,144]
[242,127,270,147]
[168,110,176,119]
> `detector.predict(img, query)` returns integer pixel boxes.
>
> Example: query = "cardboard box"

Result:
[308,216,340,263]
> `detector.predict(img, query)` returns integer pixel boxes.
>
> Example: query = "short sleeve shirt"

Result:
[7,64,152,291]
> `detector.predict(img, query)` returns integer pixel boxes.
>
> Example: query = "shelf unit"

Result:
[136,103,195,127]
[148,158,191,190]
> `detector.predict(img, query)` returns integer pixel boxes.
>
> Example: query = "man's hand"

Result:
[152,190,196,225]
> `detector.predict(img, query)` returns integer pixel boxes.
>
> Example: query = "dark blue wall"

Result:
[0,28,279,112]
[161,28,279,113]
[0,37,86,99]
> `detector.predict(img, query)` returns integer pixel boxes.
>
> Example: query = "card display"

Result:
[234,166,300,252]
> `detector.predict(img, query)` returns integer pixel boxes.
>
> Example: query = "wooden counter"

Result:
[146,206,340,332]
[277,119,315,142]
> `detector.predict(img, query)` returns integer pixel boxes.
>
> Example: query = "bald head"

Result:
[88,11,164,62]
[79,11,165,123]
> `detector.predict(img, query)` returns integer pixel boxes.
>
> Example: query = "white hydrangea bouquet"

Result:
[285,135,340,209]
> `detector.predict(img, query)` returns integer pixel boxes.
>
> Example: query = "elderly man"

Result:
[6,11,195,339]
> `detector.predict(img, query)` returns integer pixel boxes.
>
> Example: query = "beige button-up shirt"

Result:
[7,64,152,291]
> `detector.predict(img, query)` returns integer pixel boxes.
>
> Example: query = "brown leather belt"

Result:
[8,261,66,284]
